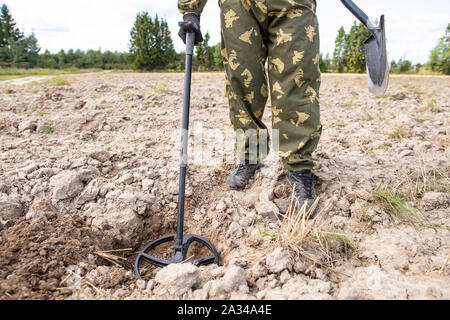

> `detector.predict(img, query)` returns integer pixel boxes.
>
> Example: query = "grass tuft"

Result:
[152,84,171,94]
[43,121,55,134]
[389,125,410,140]
[371,182,433,229]
[46,78,71,86]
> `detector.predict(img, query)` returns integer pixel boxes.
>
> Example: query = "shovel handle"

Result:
[340,0,375,30]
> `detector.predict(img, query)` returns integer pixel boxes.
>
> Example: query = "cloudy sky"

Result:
[3,0,449,64]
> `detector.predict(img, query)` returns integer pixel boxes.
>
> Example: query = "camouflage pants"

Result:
[220,0,322,172]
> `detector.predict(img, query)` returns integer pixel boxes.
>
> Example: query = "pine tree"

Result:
[211,42,224,69]
[196,32,212,69]
[332,27,347,72]
[319,53,332,73]
[10,33,40,67]
[426,23,449,75]
[0,4,39,66]
[0,4,23,47]
[346,21,372,73]
[129,12,176,70]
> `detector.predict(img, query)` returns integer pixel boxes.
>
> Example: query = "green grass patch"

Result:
[339,100,354,108]
[152,84,171,94]
[255,218,273,239]
[37,110,50,117]
[319,232,356,257]
[43,121,55,134]
[0,68,103,82]
[46,78,71,86]
[0,74,28,81]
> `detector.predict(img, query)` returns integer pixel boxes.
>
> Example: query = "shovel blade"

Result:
[365,15,390,96]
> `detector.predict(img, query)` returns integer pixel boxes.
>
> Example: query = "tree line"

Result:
[0,4,448,74]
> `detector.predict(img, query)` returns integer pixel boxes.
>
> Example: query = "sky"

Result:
[3,0,449,64]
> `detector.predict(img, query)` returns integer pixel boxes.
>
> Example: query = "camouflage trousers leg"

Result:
[220,0,322,172]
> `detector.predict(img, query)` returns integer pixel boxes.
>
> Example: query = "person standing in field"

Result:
[178,0,322,213]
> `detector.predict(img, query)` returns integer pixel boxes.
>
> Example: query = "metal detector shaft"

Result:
[177,31,195,245]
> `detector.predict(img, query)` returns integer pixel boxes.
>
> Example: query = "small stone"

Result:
[240,187,263,208]
[274,198,291,213]
[76,179,101,205]
[422,192,443,202]
[113,289,127,298]
[414,141,432,153]
[229,257,248,268]
[50,170,84,201]
[266,247,293,274]
[89,151,111,163]
[74,100,87,110]
[221,266,248,293]
[280,270,292,284]
[167,181,179,195]
[23,163,39,174]
[255,200,279,218]
[19,120,37,132]
[215,201,227,213]
[136,280,147,290]
[142,179,154,191]
[0,183,8,194]
[227,222,243,238]
[251,260,268,281]
[77,166,100,184]
[0,195,23,221]
[155,263,200,296]
[336,198,351,212]
[399,149,415,158]
[117,173,134,185]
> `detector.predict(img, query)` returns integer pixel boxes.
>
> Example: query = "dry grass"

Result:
[371,158,445,230]
[440,254,450,275]
[274,190,327,246]
[272,188,354,275]
[389,125,411,140]
[59,268,104,299]
[94,249,133,268]
[402,155,450,199]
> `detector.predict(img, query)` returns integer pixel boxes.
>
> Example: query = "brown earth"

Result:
[0,72,449,300]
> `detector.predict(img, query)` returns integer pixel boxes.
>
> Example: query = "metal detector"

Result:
[134,22,220,280]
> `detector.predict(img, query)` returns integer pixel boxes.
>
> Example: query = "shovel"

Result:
[134,22,220,279]
[341,0,390,96]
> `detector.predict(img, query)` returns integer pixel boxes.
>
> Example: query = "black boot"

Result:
[227,160,263,190]
[286,170,318,216]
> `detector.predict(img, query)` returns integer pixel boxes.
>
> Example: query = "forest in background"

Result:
[0,5,449,74]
